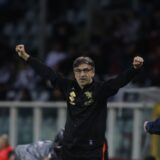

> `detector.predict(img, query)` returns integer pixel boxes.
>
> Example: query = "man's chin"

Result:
[78,81,87,86]
[80,82,86,86]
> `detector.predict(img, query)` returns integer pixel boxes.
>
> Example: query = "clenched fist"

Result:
[144,121,148,133]
[133,56,144,69]
[15,44,30,61]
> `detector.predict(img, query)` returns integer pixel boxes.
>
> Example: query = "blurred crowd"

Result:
[0,0,160,101]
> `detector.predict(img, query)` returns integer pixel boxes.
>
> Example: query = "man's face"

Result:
[0,137,7,149]
[74,64,95,89]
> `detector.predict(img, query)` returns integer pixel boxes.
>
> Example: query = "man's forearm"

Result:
[27,56,57,81]
[108,67,140,90]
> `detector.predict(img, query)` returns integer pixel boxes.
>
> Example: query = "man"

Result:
[144,118,160,135]
[0,134,13,160]
[15,44,144,160]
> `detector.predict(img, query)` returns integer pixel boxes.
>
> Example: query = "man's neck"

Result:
[79,79,93,89]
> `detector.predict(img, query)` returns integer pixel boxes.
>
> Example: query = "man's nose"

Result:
[79,71,85,76]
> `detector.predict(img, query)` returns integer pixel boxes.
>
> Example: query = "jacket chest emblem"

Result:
[69,91,76,105]
[84,91,92,99]
[68,90,94,106]
[84,91,94,106]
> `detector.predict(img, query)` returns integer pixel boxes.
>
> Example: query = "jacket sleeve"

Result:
[102,67,141,97]
[27,56,71,94]
[146,118,160,135]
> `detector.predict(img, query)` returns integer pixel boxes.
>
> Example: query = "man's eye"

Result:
[84,68,93,72]
[74,68,92,73]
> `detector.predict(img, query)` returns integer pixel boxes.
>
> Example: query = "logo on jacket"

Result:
[69,91,76,105]
[84,91,94,106]
[84,91,92,99]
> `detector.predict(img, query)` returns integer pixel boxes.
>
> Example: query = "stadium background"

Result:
[0,0,160,159]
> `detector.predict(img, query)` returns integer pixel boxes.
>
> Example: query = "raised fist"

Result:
[15,44,30,61]
[133,56,144,69]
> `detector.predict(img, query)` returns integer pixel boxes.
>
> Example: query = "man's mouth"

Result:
[80,78,86,81]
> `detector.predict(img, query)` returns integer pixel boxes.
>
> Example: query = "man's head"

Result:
[0,134,9,149]
[73,57,95,89]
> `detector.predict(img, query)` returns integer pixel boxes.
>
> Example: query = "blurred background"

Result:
[0,0,160,160]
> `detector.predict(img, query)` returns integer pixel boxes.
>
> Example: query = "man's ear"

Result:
[92,71,95,78]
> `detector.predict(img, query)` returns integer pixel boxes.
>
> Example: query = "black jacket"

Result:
[28,57,140,157]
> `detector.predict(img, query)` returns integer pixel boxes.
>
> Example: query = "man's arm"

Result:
[144,119,160,135]
[15,44,71,93]
[103,56,144,96]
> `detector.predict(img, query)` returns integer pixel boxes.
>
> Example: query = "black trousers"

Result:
[61,142,108,160]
